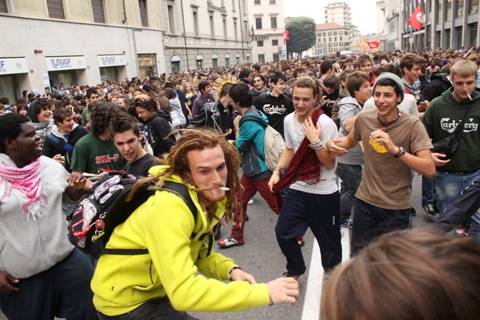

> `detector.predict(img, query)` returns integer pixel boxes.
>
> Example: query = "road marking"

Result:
[301,227,350,320]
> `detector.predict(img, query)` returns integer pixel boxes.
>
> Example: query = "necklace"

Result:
[378,109,402,126]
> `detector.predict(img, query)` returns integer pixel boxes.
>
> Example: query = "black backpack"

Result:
[67,171,209,258]
[189,102,234,134]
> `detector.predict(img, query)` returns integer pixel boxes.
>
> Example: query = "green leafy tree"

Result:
[286,17,316,56]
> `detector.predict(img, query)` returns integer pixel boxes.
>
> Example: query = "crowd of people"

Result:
[1,47,480,319]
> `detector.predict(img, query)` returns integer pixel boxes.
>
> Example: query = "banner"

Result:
[407,6,423,30]
[283,29,289,43]
[367,40,380,49]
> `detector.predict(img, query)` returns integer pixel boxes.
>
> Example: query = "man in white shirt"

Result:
[268,77,342,278]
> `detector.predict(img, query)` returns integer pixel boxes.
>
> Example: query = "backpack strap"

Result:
[162,181,198,238]
[162,181,213,256]
[101,181,213,256]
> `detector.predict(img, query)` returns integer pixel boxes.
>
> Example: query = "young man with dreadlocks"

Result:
[91,130,299,319]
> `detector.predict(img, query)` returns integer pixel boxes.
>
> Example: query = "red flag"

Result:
[283,29,289,43]
[407,6,423,30]
[367,40,380,49]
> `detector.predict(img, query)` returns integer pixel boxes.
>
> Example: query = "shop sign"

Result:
[0,57,28,75]
[98,55,126,67]
[46,56,86,71]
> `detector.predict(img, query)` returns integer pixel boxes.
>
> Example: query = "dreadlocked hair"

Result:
[134,129,240,222]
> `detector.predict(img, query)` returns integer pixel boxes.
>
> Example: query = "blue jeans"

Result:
[421,176,435,206]
[336,163,362,220]
[435,171,480,215]
[469,220,480,245]
[435,170,480,241]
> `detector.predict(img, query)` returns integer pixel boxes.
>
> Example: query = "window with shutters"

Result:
[139,0,148,27]
[223,17,227,39]
[47,0,65,19]
[270,16,277,29]
[233,18,238,40]
[0,0,7,13]
[255,17,262,29]
[209,13,214,36]
[91,0,105,23]
[168,4,175,33]
[193,9,199,36]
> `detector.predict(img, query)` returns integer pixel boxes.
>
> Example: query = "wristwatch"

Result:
[394,146,406,158]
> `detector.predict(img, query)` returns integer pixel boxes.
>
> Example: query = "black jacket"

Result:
[146,113,175,156]
[43,125,88,171]
[421,72,452,102]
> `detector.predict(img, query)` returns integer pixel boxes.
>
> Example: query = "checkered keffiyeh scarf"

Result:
[0,157,48,220]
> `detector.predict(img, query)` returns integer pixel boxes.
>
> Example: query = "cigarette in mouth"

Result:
[195,186,230,191]
[147,186,230,192]
[467,92,472,100]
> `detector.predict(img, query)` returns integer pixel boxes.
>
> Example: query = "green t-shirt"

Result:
[423,88,480,172]
[71,133,126,174]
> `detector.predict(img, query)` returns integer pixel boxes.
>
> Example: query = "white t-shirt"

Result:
[284,112,338,194]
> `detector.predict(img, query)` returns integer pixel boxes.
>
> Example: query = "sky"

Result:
[284,0,378,35]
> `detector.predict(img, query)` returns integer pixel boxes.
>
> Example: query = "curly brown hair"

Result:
[321,228,480,320]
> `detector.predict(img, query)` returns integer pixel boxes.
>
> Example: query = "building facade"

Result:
[160,0,252,73]
[315,22,350,56]
[0,0,171,102]
[0,0,253,102]
[378,0,480,51]
[248,0,286,64]
[377,0,403,51]
[324,1,352,28]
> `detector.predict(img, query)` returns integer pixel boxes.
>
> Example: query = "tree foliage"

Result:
[286,17,316,55]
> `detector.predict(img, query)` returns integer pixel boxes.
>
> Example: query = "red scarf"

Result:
[273,108,324,193]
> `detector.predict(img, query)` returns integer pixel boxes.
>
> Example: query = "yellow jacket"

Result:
[91,166,270,316]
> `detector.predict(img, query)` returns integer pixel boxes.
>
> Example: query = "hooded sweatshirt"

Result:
[91,166,270,316]
[423,88,480,172]
[337,97,364,165]
[237,107,270,176]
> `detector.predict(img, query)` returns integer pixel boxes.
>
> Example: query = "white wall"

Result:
[0,15,165,91]
[249,0,286,63]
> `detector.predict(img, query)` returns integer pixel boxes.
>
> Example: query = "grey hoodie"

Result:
[337,96,364,165]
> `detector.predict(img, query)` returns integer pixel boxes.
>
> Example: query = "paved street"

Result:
[0,175,431,320]
[192,174,431,320]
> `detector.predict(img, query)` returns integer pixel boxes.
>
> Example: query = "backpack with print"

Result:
[67,171,204,258]
[263,125,286,172]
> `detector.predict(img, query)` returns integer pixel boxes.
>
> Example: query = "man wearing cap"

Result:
[326,72,435,255]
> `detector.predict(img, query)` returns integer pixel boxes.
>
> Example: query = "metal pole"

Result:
[180,0,190,71]
[238,0,245,61]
